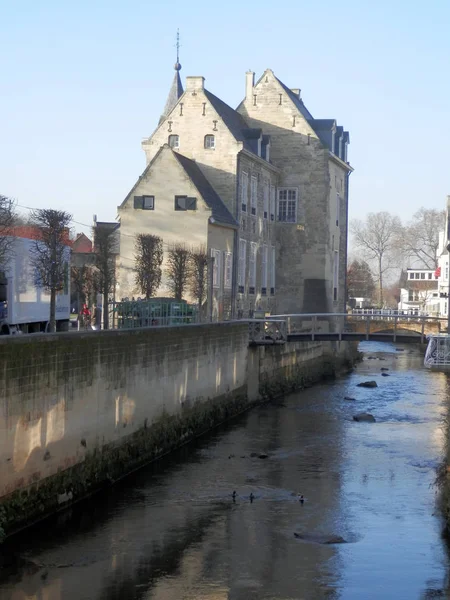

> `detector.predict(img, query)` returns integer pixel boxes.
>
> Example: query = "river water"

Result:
[1,342,450,600]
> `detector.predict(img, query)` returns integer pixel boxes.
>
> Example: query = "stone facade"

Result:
[117,66,352,318]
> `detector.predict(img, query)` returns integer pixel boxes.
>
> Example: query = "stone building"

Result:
[116,61,352,318]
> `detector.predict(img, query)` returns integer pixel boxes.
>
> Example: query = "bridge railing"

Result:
[267,313,448,343]
[248,319,287,345]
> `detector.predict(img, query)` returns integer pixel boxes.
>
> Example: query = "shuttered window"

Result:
[241,173,248,213]
[249,242,257,293]
[261,245,268,293]
[224,252,233,289]
[238,239,246,293]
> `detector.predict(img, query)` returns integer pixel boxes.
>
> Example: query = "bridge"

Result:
[248,313,447,345]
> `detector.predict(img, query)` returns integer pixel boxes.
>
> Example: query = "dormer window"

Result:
[204,135,215,149]
[168,135,179,149]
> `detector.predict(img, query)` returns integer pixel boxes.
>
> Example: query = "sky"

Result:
[1,0,450,236]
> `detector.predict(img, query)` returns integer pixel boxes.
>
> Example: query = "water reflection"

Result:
[1,342,450,599]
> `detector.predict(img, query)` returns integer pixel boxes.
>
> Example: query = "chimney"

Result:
[246,71,255,102]
[290,88,301,99]
[186,76,205,92]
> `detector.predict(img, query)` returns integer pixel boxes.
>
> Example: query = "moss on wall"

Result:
[0,386,250,539]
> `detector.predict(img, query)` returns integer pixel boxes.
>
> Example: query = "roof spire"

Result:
[159,30,184,124]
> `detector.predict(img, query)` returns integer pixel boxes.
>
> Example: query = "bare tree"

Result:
[399,207,445,269]
[134,233,163,299]
[350,212,401,306]
[71,265,96,310]
[189,245,208,320]
[93,225,117,329]
[166,243,189,300]
[0,195,17,267]
[29,209,72,332]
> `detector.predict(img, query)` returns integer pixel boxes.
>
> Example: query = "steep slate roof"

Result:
[173,151,238,228]
[159,67,184,124]
[204,89,249,142]
[274,75,314,120]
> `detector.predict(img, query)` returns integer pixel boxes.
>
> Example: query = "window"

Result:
[278,188,297,222]
[261,245,268,294]
[263,181,269,219]
[428,273,432,279]
[270,246,275,294]
[249,242,257,293]
[238,239,246,293]
[241,172,248,213]
[174,196,197,211]
[143,195,154,210]
[212,249,221,288]
[333,250,339,302]
[414,273,420,279]
[134,195,154,210]
[204,135,215,149]
[336,194,340,227]
[408,290,414,302]
[409,272,414,279]
[251,176,257,216]
[270,185,276,221]
[420,272,425,279]
[168,135,179,148]
[224,252,232,289]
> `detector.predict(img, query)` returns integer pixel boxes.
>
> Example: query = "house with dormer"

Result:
[116,61,352,319]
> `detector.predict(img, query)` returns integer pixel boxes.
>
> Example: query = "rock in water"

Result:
[381,373,390,377]
[381,367,389,371]
[258,453,269,459]
[344,396,356,401]
[294,533,347,544]
[353,413,376,423]
[357,381,378,388]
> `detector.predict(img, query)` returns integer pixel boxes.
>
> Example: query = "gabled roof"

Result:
[173,152,238,228]
[273,75,314,120]
[204,89,249,142]
[120,145,238,228]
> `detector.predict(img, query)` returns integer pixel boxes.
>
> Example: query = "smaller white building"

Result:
[398,268,439,315]
[436,231,450,317]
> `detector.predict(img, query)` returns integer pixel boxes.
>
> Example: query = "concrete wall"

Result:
[0,325,355,539]
[0,323,249,536]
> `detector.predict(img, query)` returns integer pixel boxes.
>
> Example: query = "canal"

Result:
[1,342,450,599]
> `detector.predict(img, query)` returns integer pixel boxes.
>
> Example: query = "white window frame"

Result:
[249,242,257,291]
[212,249,221,288]
[168,134,179,149]
[261,245,268,291]
[250,176,258,216]
[277,188,298,223]
[270,185,276,221]
[263,181,269,219]
[224,252,232,289]
[238,239,246,290]
[241,172,248,213]
[270,246,276,293]
[204,135,215,149]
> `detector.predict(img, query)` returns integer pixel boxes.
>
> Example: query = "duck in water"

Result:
[250,492,255,503]
[299,495,304,504]
[232,491,237,502]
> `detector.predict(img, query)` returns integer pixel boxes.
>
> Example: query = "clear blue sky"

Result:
[1,0,449,235]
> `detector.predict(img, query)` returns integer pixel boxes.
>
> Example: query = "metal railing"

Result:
[267,313,447,343]
[248,319,287,345]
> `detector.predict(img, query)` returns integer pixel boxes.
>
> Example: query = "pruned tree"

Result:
[71,265,96,310]
[350,212,401,306]
[29,209,72,332]
[189,245,208,320]
[0,195,17,267]
[347,259,375,300]
[399,207,445,269]
[134,233,163,299]
[93,225,117,329]
[166,243,189,300]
